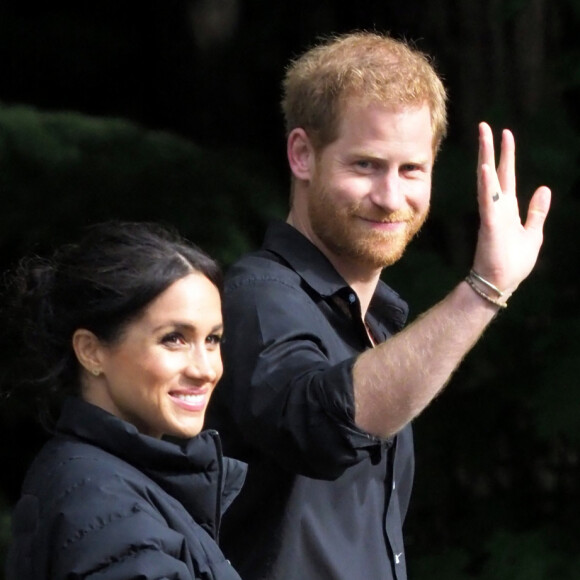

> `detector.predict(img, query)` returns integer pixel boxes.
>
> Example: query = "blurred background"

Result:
[1,0,579,578]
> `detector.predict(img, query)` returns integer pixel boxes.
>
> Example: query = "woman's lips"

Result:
[169,390,209,412]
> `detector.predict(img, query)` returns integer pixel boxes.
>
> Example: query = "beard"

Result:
[307,182,429,271]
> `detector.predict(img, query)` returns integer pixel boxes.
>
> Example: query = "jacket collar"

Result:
[57,397,247,539]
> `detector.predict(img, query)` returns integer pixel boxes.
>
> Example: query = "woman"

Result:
[3,221,246,580]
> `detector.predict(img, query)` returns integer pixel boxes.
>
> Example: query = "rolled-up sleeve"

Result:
[220,272,384,480]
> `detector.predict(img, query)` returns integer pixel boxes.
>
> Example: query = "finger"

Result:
[524,186,551,231]
[477,163,505,226]
[497,129,516,195]
[478,123,499,205]
[478,123,495,181]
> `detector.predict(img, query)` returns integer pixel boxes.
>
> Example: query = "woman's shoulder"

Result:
[24,435,138,489]
[13,436,167,549]
[19,435,161,525]
[9,437,198,580]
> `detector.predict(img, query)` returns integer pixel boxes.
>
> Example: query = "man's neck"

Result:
[286,214,381,316]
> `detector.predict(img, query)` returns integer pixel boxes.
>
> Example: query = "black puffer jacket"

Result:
[6,397,246,580]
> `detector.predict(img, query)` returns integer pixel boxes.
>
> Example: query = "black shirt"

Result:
[207,220,414,580]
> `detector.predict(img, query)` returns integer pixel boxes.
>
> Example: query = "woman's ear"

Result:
[287,128,315,181]
[72,329,104,377]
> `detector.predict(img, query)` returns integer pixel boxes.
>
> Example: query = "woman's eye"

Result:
[206,334,222,346]
[162,332,186,346]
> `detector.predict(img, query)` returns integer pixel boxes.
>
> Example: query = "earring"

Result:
[91,368,101,376]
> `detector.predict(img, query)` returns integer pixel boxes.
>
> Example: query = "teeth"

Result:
[175,394,204,403]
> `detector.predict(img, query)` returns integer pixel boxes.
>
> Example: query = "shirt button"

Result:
[348,293,356,303]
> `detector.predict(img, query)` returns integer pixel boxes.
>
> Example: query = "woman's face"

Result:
[83,272,223,439]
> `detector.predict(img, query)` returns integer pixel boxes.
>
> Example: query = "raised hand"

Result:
[471,122,551,296]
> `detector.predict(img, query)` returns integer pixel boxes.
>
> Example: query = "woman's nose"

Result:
[184,349,218,382]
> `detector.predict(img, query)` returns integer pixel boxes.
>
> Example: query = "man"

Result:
[206,32,551,580]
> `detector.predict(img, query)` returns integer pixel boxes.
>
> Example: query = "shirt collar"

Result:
[262,220,409,329]
[263,220,347,298]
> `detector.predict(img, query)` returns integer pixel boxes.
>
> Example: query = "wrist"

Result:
[464,269,511,309]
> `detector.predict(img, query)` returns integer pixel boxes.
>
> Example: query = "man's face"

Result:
[304,102,434,273]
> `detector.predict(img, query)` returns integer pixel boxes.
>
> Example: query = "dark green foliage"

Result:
[0,103,285,268]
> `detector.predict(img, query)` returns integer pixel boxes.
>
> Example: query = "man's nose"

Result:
[369,170,404,211]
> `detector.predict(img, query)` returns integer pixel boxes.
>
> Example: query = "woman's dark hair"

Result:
[0,221,222,427]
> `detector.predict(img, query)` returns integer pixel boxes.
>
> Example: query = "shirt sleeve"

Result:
[215,273,385,480]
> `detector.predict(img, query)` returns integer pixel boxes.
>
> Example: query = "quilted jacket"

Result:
[6,397,246,580]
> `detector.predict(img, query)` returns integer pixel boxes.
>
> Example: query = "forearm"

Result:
[353,279,500,438]
[353,122,551,438]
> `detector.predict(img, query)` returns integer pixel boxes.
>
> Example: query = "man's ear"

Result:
[72,329,104,377]
[287,128,315,181]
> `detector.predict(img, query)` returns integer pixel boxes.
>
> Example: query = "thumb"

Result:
[524,186,551,231]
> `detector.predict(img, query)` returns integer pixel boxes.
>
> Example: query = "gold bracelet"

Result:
[464,274,508,309]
